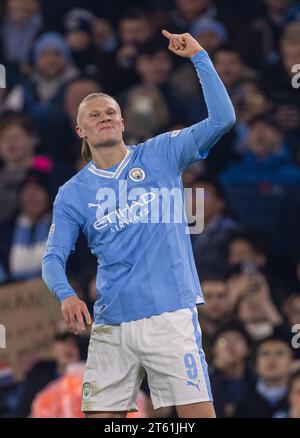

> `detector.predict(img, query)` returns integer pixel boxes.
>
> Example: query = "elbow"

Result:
[220,107,236,132]
[41,255,49,284]
[41,253,61,285]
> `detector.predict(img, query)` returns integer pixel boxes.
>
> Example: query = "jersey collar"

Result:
[88,148,132,179]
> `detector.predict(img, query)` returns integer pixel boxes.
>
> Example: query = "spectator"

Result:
[0,114,69,226]
[0,114,39,225]
[123,84,170,143]
[133,38,189,125]
[169,0,218,32]
[16,331,81,418]
[113,9,154,92]
[43,76,102,168]
[4,32,79,136]
[31,362,85,418]
[189,176,240,278]
[0,0,44,73]
[92,16,118,54]
[198,276,233,360]
[283,293,300,359]
[63,8,98,76]
[235,335,293,417]
[220,114,300,245]
[226,228,294,305]
[8,170,52,281]
[233,78,274,153]
[182,160,204,187]
[210,323,253,418]
[234,275,284,342]
[187,45,254,132]
[213,46,255,97]
[239,0,296,70]
[171,17,229,103]
[190,18,228,55]
[263,21,300,138]
[274,371,300,418]
[227,230,269,272]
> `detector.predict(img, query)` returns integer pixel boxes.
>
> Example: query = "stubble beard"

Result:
[93,136,121,148]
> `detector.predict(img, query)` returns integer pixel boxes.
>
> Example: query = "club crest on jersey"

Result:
[82,382,92,401]
[129,167,145,182]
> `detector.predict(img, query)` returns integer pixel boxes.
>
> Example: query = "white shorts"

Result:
[81,306,212,412]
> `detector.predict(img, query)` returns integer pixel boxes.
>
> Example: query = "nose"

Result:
[100,114,112,123]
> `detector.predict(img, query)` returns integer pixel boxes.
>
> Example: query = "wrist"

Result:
[190,49,207,62]
[61,290,77,303]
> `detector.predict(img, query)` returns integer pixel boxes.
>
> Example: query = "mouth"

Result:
[99,125,114,132]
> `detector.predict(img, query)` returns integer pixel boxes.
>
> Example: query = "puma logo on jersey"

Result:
[187,380,201,392]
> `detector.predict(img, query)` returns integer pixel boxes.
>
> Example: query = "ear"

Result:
[121,118,125,132]
[76,124,86,139]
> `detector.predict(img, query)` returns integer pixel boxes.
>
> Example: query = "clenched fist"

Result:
[162,29,204,59]
[62,295,92,334]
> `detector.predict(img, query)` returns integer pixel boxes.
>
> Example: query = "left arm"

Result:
[152,31,236,173]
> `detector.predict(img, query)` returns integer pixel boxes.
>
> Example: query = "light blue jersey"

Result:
[42,50,235,324]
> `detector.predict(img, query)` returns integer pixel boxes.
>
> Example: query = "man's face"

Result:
[192,182,223,222]
[265,0,291,12]
[237,290,268,323]
[199,280,229,321]
[52,338,80,370]
[36,48,67,79]
[248,121,282,158]
[0,124,34,164]
[7,0,39,24]
[195,30,223,54]
[281,44,300,76]
[20,183,49,220]
[119,18,152,45]
[213,330,249,369]
[76,97,124,149]
[214,51,243,88]
[228,239,262,267]
[256,341,292,382]
[136,50,172,86]
[286,297,300,327]
[175,0,209,20]
[66,31,91,52]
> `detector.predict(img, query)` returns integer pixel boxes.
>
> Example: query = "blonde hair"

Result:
[77,93,121,162]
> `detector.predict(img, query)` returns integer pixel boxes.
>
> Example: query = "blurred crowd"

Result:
[0,0,300,418]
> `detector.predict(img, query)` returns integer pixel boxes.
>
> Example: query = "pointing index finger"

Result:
[162,29,172,39]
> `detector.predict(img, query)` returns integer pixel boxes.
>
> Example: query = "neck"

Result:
[56,363,66,376]
[5,157,32,171]
[262,377,287,389]
[224,361,245,379]
[91,142,127,169]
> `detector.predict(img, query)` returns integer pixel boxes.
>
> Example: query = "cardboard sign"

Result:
[0,278,61,381]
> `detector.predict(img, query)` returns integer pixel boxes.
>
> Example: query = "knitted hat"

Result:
[33,32,72,63]
[63,8,95,35]
[190,18,228,43]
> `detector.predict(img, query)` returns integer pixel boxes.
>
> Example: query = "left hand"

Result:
[162,29,204,59]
